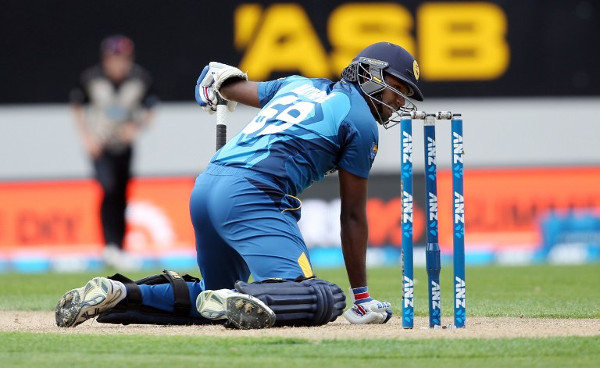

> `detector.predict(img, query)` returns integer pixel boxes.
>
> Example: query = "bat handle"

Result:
[216,102,228,151]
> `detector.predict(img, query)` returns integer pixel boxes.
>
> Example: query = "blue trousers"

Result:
[139,164,314,315]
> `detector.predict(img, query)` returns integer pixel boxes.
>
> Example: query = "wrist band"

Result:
[351,286,371,302]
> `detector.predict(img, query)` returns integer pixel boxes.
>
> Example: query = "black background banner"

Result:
[1,0,598,103]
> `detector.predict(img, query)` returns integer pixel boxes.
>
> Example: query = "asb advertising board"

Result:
[1,0,598,103]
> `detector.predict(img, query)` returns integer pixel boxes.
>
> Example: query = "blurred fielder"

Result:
[70,35,157,269]
[56,42,424,329]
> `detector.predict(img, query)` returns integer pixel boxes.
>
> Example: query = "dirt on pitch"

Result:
[1,311,599,340]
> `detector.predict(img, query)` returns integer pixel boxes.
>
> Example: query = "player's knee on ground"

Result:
[234,277,346,327]
[97,271,345,328]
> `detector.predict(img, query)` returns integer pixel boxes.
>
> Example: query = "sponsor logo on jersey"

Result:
[370,142,378,161]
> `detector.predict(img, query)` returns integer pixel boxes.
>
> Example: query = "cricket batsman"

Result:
[55,42,424,329]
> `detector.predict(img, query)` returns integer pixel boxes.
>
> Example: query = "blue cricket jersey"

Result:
[211,76,379,195]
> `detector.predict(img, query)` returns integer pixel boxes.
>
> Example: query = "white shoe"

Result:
[55,277,126,327]
[102,245,121,267]
[103,245,141,271]
[196,289,234,320]
[196,289,276,329]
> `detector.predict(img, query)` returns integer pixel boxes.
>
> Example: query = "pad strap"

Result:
[107,270,199,317]
[162,270,191,316]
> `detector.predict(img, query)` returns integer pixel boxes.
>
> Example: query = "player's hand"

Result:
[195,65,217,114]
[83,134,102,158]
[118,122,139,144]
[343,287,392,324]
[195,62,247,113]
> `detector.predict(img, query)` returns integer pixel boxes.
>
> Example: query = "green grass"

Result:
[5,264,598,318]
[317,264,600,318]
[1,333,599,368]
[1,264,599,367]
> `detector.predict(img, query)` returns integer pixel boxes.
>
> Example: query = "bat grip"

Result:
[216,103,228,151]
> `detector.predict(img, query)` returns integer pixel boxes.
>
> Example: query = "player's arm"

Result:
[336,117,392,324]
[138,83,159,128]
[71,103,101,158]
[70,85,102,158]
[339,169,393,324]
[120,86,159,144]
[338,168,369,288]
[220,79,260,108]
[71,103,86,133]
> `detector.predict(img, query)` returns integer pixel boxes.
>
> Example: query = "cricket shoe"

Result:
[55,277,126,327]
[103,245,142,271]
[196,289,276,329]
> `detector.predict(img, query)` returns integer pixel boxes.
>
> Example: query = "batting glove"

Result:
[195,65,217,114]
[343,286,392,324]
[195,62,247,113]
